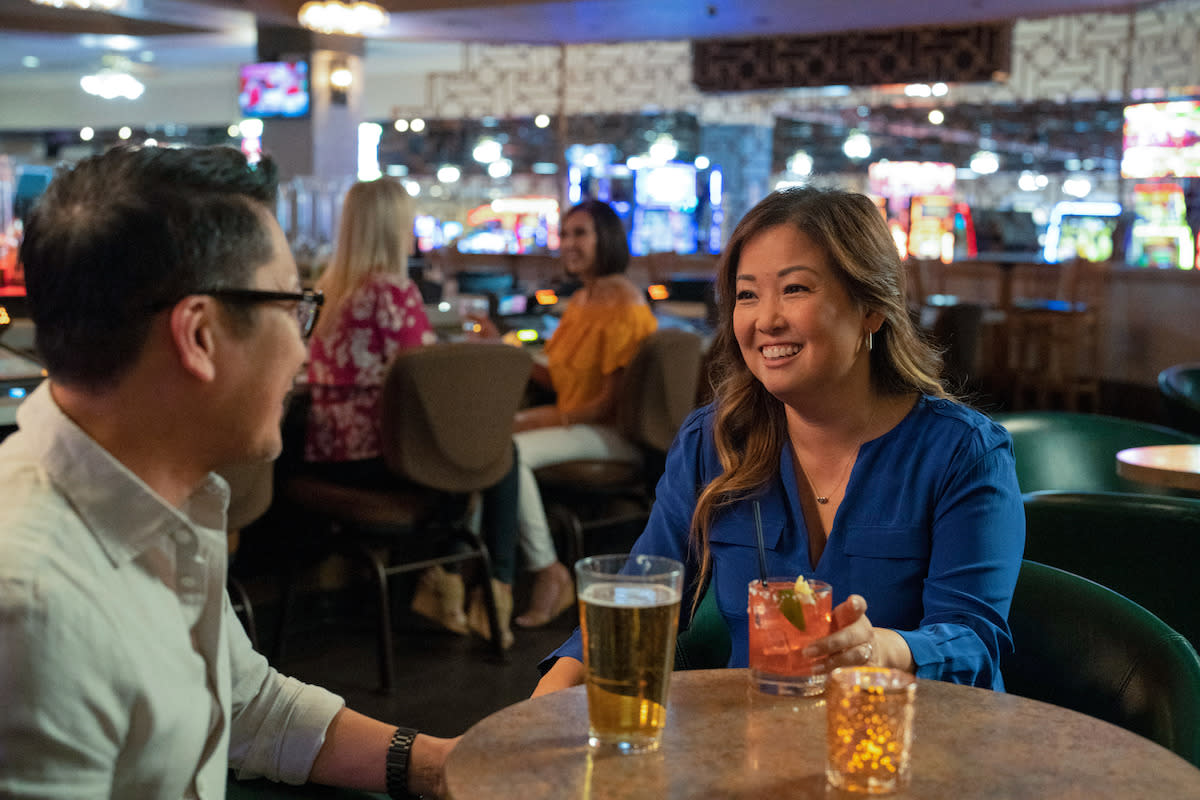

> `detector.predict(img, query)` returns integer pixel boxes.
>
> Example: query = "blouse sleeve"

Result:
[899,437,1025,688]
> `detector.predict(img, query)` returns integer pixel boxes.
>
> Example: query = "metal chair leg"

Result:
[355,542,396,693]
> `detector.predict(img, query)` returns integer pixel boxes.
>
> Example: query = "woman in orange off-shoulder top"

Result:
[510,199,658,627]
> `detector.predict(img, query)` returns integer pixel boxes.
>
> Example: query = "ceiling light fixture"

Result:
[30,0,125,10]
[297,1,389,36]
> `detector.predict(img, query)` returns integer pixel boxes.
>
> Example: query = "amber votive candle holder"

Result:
[826,667,917,794]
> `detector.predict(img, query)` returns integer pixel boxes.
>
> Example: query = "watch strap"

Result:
[386,726,421,800]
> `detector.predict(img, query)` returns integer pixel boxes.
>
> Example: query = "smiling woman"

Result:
[534,187,1025,698]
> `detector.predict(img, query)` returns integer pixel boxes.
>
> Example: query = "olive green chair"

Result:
[1159,362,1200,436]
[1003,560,1200,768]
[990,411,1199,495]
[1022,490,1200,653]
[674,580,730,671]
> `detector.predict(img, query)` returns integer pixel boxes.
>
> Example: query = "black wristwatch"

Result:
[386,726,422,800]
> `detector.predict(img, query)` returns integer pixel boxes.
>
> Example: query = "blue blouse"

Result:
[544,395,1025,690]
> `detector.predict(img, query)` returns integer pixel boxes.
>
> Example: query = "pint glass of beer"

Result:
[576,554,683,754]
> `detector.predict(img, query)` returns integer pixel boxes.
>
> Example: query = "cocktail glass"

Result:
[747,577,833,696]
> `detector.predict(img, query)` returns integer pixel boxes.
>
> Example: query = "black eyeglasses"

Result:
[201,288,324,339]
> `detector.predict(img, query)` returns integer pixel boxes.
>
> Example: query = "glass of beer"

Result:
[576,553,683,754]
[826,666,917,794]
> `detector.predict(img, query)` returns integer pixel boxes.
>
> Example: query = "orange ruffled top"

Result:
[543,274,658,417]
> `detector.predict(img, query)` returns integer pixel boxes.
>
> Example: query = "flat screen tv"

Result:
[238,61,310,119]
[1121,100,1200,179]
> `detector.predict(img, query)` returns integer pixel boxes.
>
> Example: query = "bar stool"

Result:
[1007,258,1107,411]
[274,342,532,692]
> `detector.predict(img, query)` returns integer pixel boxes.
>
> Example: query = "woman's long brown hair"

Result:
[688,187,948,616]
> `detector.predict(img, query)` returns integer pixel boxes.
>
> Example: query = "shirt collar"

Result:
[16,382,230,565]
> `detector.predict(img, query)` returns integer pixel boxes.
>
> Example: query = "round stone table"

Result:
[445,669,1200,799]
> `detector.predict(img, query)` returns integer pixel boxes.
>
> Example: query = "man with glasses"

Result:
[0,145,452,798]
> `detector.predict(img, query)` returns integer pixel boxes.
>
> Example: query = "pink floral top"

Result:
[304,273,435,462]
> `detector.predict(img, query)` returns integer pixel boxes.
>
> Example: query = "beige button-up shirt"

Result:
[0,383,345,798]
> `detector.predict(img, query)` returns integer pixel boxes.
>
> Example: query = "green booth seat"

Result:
[1022,490,1200,653]
[1159,362,1200,437]
[1003,560,1200,769]
[674,579,730,671]
[990,410,1199,496]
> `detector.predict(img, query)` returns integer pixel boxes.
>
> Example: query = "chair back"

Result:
[1159,362,1200,436]
[674,580,731,671]
[990,410,1199,495]
[614,328,704,454]
[380,342,532,493]
[930,302,984,390]
[1003,560,1200,768]
[1022,490,1200,651]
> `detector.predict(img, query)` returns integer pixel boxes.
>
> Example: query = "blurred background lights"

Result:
[787,149,814,176]
[238,118,264,138]
[843,131,871,159]
[534,114,550,128]
[329,66,354,89]
[403,180,421,196]
[118,126,132,139]
[227,123,240,137]
[79,126,94,141]
[487,158,513,179]
[410,118,426,132]
[969,150,1000,174]
[436,164,461,183]
[694,155,710,170]
[648,134,678,164]
[393,119,409,132]
[1063,177,1092,198]
[472,138,502,164]
[928,109,945,125]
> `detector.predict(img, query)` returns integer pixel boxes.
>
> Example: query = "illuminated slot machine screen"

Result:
[631,164,698,255]
[1128,183,1194,269]
[1043,201,1121,263]
[907,195,956,262]
[1121,100,1200,180]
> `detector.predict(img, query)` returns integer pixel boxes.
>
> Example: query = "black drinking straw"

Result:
[753,500,768,587]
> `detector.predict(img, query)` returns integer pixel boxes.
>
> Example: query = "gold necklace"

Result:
[796,401,877,505]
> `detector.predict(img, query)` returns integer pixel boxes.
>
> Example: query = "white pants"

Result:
[513,424,641,571]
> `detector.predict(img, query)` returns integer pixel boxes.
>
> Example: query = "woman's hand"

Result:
[803,595,915,673]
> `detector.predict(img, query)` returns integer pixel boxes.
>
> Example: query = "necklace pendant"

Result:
[816,496,829,504]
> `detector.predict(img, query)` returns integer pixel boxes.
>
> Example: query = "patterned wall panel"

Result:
[692,25,1011,92]
[562,43,698,114]
[1128,0,1200,93]
[422,44,565,119]
[381,2,1200,124]
[1002,13,1131,101]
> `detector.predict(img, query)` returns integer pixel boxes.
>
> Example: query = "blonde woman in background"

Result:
[304,178,522,648]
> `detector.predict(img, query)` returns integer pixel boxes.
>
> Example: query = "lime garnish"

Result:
[777,590,807,631]
[777,576,817,632]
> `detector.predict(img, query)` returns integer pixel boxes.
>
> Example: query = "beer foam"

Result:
[581,582,680,608]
